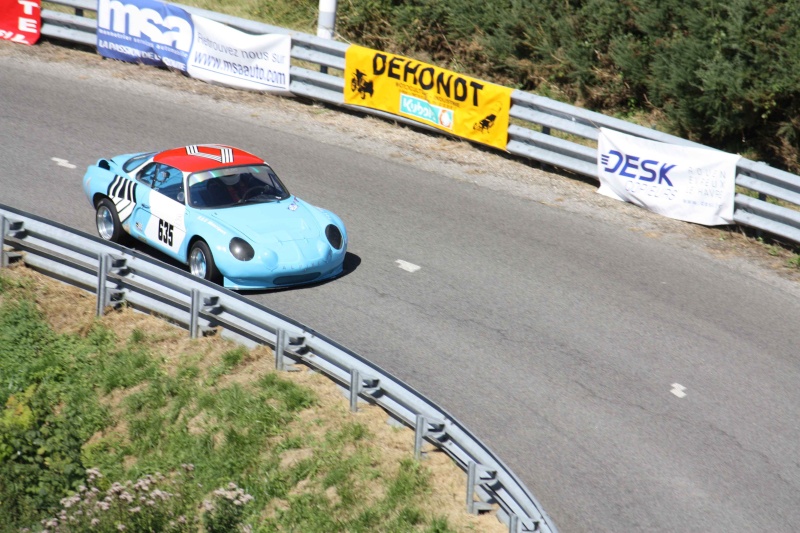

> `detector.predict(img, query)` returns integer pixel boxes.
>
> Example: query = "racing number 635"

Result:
[158,219,174,246]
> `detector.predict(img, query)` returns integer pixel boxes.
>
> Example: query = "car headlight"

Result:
[325,224,343,250]
[229,237,255,261]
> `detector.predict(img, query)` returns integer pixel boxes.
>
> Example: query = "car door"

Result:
[131,163,188,261]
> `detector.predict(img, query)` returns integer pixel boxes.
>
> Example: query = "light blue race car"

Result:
[82,144,348,290]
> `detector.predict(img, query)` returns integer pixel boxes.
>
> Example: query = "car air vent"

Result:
[273,273,321,286]
[325,224,343,250]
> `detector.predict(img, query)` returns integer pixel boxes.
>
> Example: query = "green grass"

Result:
[0,268,463,533]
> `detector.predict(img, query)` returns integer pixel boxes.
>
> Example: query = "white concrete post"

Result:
[317,0,337,40]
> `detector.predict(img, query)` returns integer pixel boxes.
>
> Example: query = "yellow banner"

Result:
[344,45,512,150]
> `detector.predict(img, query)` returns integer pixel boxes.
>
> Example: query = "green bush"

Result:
[336,0,800,171]
[0,302,110,527]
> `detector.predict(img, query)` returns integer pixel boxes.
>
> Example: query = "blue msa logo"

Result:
[97,0,192,52]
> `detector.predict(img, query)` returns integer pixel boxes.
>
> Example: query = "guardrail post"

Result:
[274,329,301,371]
[414,415,426,459]
[0,215,6,268]
[508,514,519,533]
[275,328,286,370]
[0,216,23,268]
[275,331,303,372]
[190,289,201,339]
[467,461,497,515]
[349,371,380,412]
[96,254,109,316]
[414,415,446,459]
[349,368,361,412]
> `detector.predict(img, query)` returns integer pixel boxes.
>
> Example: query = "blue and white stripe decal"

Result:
[107,175,137,222]
[186,145,234,163]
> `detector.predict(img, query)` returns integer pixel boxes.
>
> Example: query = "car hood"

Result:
[209,198,322,244]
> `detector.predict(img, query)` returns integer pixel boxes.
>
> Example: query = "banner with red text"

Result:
[0,0,40,45]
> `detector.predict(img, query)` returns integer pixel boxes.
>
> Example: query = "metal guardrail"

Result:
[39,0,800,247]
[0,204,557,533]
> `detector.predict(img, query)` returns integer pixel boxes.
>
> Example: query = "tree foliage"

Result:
[336,0,800,171]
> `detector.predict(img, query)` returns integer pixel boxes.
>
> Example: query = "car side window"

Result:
[153,165,185,203]
[137,163,158,187]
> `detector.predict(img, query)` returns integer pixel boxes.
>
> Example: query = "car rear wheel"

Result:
[96,198,124,243]
[189,241,220,283]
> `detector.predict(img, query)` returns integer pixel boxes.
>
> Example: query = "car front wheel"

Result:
[189,241,220,283]
[96,198,124,243]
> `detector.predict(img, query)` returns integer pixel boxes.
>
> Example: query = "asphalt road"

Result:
[3,45,800,532]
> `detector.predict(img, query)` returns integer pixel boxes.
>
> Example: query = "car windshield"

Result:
[123,152,156,173]
[187,164,291,209]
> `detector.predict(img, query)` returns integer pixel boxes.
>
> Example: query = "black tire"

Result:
[189,240,221,283]
[95,198,124,243]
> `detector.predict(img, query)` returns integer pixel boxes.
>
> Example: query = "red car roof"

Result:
[153,145,265,173]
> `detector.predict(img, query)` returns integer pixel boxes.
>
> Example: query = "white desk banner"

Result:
[187,15,291,93]
[597,128,740,226]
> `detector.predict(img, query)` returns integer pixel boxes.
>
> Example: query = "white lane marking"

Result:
[51,157,76,169]
[670,383,687,398]
[396,260,421,273]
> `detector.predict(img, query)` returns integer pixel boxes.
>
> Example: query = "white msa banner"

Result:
[597,128,740,226]
[187,15,291,93]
